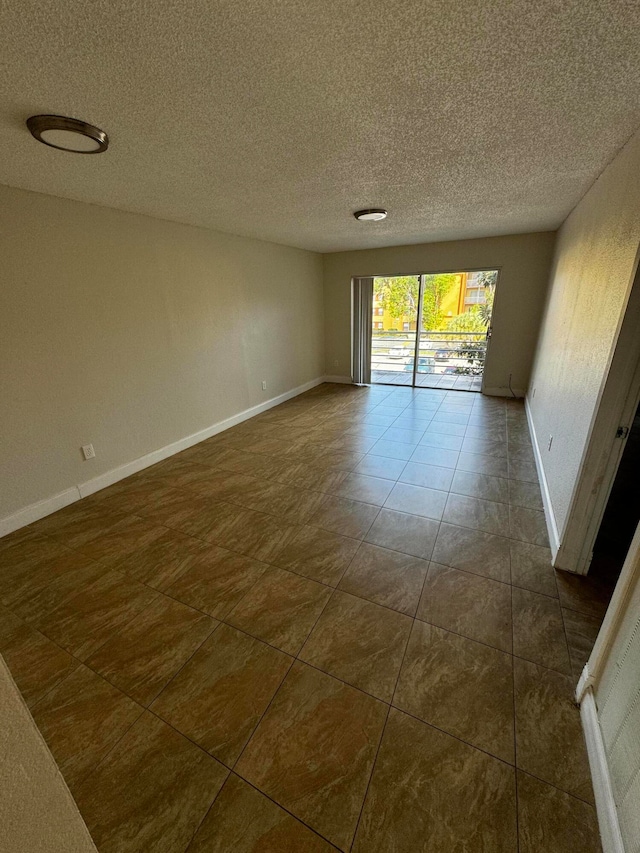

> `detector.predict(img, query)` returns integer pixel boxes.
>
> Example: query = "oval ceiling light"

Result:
[26,115,109,154]
[354,208,388,222]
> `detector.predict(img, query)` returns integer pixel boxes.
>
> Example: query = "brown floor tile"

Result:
[30,569,158,661]
[188,773,334,852]
[364,508,438,560]
[517,771,602,853]
[456,451,509,478]
[0,525,43,553]
[90,478,188,517]
[431,522,511,583]
[215,447,287,480]
[508,458,539,483]
[137,487,213,533]
[272,524,360,586]
[460,437,507,458]
[165,545,267,619]
[205,505,300,562]
[276,460,350,493]
[450,469,509,503]
[74,514,170,566]
[509,505,549,546]
[0,605,78,708]
[115,527,213,590]
[28,502,128,547]
[508,479,544,511]
[151,624,291,765]
[399,460,454,491]
[418,563,512,652]
[443,492,510,536]
[86,595,216,705]
[0,531,65,568]
[226,567,332,654]
[31,664,142,794]
[236,661,387,852]
[339,543,428,616]
[512,587,571,674]
[308,495,380,539]
[510,540,557,596]
[514,657,594,803]
[562,608,602,677]
[354,454,407,481]
[300,590,411,701]
[555,570,613,620]
[74,712,227,853]
[232,479,326,522]
[394,621,514,762]
[384,482,447,520]
[353,708,517,852]
[9,560,108,623]
[331,472,395,506]
[0,543,93,612]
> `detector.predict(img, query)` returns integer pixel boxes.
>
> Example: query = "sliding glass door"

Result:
[369,269,498,390]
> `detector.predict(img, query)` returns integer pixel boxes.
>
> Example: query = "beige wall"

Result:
[528,129,640,539]
[323,232,556,394]
[0,185,324,522]
[0,655,97,853]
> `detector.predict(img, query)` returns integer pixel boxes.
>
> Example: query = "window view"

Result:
[370,269,498,390]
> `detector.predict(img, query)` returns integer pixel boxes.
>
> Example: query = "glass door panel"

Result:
[371,276,419,386]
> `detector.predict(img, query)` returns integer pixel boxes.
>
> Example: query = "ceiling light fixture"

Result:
[26,114,109,154]
[354,208,388,222]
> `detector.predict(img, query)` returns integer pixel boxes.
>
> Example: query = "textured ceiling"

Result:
[1,0,639,252]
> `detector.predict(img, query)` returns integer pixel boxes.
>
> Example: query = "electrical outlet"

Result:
[333,359,339,367]
[261,381,267,391]
[548,435,553,451]
[82,444,95,460]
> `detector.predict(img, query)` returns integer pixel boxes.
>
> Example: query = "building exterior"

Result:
[372,272,488,332]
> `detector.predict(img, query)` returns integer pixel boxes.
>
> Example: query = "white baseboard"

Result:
[0,487,81,539]
[0,376,326,539]
[323,375,353,384]
[483,386,526,398]
[579,689,625,853]
[525,396,560,559]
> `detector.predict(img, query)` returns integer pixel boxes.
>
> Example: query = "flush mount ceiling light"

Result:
[354,208,388,222]
[26,115,109,154]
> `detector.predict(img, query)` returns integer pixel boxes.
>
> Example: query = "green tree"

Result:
[373,276,419,321]
[373,274,459,330]
[421,274,459,330]
[475,270,497,326]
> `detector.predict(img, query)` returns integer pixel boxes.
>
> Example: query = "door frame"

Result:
[555,255,640,575]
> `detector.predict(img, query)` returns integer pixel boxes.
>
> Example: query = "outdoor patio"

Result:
[371,369,483,391]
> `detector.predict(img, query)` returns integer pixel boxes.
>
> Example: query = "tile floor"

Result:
[0,383,613,852]
[371,369,483,390]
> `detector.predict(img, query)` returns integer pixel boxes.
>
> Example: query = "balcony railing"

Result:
[371,330,487,377]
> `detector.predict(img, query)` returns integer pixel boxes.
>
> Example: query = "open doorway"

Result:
[589,400,640,587]
[370,270,498,390]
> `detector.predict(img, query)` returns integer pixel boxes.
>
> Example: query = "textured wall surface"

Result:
[1,1,639,250]
[0,185,324,520]
[323,232,556,394]
[527,129,640,538]
[595,562,640,852]
[0,656,97,853]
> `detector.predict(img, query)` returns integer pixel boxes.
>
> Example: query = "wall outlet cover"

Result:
[81,444,95,461]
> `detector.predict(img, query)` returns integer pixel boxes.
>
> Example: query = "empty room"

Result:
[1,1,640,851]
